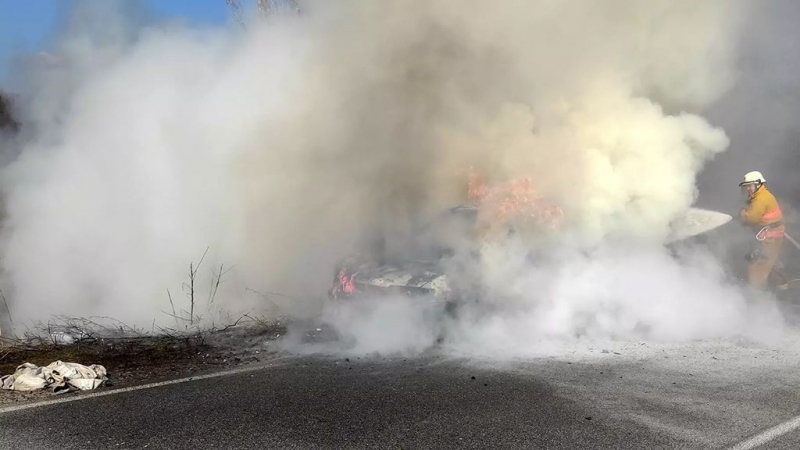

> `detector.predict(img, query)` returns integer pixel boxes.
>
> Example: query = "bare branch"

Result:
[208,263,226,309]
[0,289,13,325]
[216,314,246,332]
[160,310,193,323]
[246,288,298,300]
[189,262,195,325]
[167,289,179,329]
[190,247,210,326]
[194,246,209,275]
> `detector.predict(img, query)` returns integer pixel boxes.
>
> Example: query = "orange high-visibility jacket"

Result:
[742,186,784,239]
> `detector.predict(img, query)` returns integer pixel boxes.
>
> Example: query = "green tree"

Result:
[0,91,18,133]
[225,0,300,25]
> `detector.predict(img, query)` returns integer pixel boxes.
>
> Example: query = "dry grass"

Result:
[0,248,292,399]
[0,314,288,405]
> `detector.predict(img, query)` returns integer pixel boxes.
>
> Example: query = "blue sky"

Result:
[0,0,232,83]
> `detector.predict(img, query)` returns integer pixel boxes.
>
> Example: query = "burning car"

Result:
[327,170,735,312]
[328,199,734,312]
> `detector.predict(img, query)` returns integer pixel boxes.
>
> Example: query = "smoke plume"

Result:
[0,0,787,352]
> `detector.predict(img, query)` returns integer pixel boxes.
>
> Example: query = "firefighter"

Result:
[739,171,788,291]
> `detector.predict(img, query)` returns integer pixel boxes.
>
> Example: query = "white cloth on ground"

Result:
[1,360,108,393]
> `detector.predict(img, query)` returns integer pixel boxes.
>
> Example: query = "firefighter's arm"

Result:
[740,198,765,225]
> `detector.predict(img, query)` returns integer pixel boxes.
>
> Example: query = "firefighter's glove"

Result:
[745,250,762,262]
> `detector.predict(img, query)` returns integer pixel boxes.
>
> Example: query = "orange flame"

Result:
[337,268,356,295]
[467,168,563,231]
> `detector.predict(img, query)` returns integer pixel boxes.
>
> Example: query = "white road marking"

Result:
[0,361,287,415]
[728,414,800,450]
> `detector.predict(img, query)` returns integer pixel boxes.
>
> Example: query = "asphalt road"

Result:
[1,346,800,450]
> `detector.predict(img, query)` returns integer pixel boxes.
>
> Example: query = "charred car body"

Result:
[329,205,477,305]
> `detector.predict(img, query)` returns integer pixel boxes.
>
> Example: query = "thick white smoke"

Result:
[0,0,785,353]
